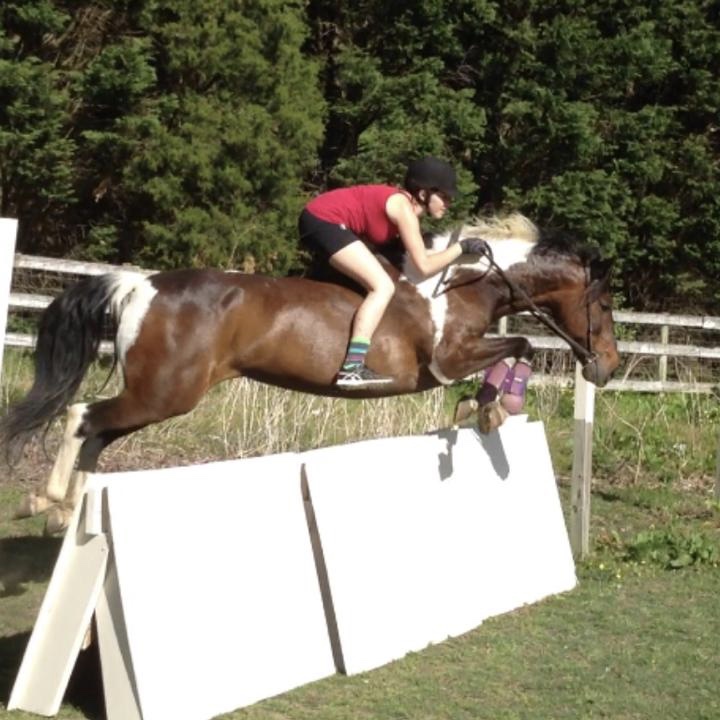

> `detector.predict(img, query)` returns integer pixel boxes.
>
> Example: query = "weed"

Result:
[624,526,719,569]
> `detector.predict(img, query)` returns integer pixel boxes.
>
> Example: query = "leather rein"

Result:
[434,237,598,368]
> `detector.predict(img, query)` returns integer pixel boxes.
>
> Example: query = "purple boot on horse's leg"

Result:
[500,359,533,414]
[477,360,512,405]
[454,360,511,425]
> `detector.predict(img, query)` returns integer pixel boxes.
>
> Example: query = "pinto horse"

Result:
[1,213,619,532]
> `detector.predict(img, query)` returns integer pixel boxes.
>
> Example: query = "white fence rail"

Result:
[6,252,720,393]
[2,248,720,554]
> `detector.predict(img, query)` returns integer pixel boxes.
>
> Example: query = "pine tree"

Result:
[2,0,325,273]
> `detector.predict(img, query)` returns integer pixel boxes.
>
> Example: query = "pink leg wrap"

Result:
[500,359,532,415]
[477,360,512,405]
[500,367,515,394]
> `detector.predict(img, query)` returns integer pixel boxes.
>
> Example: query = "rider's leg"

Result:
[330,241,395,385]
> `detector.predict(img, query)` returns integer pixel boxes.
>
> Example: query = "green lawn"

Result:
[1,479,718,720]
[1,356,718,719]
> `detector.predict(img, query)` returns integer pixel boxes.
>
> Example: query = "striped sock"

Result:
[342,337,370,371]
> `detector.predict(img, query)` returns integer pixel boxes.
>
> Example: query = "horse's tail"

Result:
[0,271,145,464]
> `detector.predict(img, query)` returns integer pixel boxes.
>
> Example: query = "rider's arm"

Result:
[386,194,463,278]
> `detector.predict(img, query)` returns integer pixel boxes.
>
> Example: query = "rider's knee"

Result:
[374,274,396,301]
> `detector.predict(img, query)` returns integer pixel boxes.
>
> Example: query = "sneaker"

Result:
[336,364,394,388]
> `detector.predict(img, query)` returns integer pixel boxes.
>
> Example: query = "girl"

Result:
[299,157,487,389]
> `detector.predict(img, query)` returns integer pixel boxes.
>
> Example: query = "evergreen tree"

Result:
[2,0,325,273]
[306,0,491,222]
[468,0,720,311]
[0,2,76,254]
[2,1,719,309]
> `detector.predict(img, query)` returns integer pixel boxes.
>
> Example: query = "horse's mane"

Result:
[457,212,540,244]
[456,212,602,270]
[531,229,601,265]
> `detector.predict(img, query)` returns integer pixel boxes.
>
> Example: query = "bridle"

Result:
[435,237,598,368]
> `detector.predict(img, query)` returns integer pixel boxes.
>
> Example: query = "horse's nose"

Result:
[581,360,603,387]
[582,349,619,387]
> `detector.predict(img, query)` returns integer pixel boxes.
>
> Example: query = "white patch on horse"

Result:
[112,272,158,364]
[399,213,539,384]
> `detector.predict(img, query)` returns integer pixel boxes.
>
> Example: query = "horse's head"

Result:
[550,254,620,387]
[420,213,621,387]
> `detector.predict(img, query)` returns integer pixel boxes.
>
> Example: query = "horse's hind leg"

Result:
[14,403,88,520]
[46,403,89,501]
[44,386,206,534]
[44,434,117,535]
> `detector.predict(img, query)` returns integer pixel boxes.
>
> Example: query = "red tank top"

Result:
[305,185,405,245]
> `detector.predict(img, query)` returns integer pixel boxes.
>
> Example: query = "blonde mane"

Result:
[458,212,540,244]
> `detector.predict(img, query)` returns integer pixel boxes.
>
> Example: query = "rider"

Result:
[299,156,489,389]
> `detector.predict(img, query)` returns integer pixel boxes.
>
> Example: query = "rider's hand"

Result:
[459,238,491,256]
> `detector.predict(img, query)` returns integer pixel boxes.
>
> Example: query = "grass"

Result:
[227,567,720,720]
[1,347,719,719]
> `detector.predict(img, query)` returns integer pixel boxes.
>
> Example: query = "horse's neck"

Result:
[496,259,582,314]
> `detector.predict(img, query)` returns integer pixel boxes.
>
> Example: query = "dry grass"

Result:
[106,378,448,469]
[1,349,449,486]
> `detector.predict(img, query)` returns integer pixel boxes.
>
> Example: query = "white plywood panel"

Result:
[95,556,142,720]
[102,454,335,720]
[303,419,576,675]
[8,493,109,715]
[0,218,18,383]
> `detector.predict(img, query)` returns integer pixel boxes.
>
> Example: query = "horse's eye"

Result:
[599,301,612,312]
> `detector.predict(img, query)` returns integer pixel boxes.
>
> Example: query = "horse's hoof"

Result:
[44,507,71,536]
[14,493,53,519]
[453,397,479,424]
[477,401,509,434]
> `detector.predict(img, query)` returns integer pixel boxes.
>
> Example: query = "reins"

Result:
[439,242,598,367]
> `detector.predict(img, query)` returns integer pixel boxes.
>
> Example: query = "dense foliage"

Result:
[1,0,718,310]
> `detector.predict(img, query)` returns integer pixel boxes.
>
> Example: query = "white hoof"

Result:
[45,506,72,536]
[453,397,479,425]
[14,493,54,519]
[477,401,509,434]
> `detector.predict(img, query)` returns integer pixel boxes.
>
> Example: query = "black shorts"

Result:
[298,208,362,257]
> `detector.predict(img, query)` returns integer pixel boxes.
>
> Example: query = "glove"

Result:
[459,238,490,256]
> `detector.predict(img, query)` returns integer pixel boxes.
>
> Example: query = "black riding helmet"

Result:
[404,157,458,199]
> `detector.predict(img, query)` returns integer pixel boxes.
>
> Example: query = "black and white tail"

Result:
[0,271,146,463]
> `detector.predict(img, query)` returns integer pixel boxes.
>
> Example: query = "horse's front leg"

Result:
[445,337,534,433]
[498,358,533,415]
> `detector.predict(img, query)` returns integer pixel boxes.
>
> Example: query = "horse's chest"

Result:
[425,294,492,383]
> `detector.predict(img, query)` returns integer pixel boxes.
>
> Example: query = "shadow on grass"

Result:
[0,535,62,598]
[1,632,105,719]
[594,488,625,504]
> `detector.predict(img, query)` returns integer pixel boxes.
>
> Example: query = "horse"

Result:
[0,212,619,533]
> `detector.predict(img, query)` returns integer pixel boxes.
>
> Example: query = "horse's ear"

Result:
[590,258,613,282]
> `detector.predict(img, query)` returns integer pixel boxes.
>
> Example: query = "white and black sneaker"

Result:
[336,364,394,389]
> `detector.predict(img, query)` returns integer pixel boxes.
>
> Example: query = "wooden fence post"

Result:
[659,324,669,383]
[570,362,595,559]
[715,433,719,502]
[0,218,19,385]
